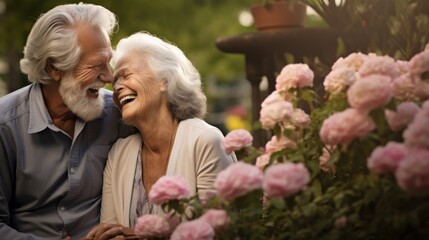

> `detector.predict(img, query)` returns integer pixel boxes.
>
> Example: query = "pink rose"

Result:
[275,63,314,91]
[332,52,368,71]
[260,99,294,130]
[149,176,190,205]
[395,60,410,76]
[255,153,271,170]
[323,67,357,94]
[319,108,375,145]
[291,108,310,128]
[392,73,419,101]
[395,149,429,196]
[261,90,285,108]
[265,135,296,154]
[392,73,429,101]
[200,209,230,230]
[409,50,429,75]
[367,142,408,174]
[319,145,336,173]
[263,162,310,198]
[170,219,215,240]
[358,55,399,79]
[385,101,420,132]
[135,214,171,238]
[221,129,253,154]
[403,108,429,149]
[347,74,393,113]
[214,162,263,200]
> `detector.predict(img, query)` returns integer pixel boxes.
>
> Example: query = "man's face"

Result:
[59,25,113,121]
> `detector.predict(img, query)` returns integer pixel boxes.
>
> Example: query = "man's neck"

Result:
[41,83,77,137]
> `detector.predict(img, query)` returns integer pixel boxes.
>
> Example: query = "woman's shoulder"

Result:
[110,133,141,154]
[180,118,223,134]
[178,118,225,143]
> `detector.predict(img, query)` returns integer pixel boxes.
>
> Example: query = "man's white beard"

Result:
[59,73,105,122]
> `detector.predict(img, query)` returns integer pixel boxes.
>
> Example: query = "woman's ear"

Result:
[160,81,167,92]
[46,59,61,81]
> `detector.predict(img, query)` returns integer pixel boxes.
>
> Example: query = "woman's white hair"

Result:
[20,3,117,84]
[112,32,207,120]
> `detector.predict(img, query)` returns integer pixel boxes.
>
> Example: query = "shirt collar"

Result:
[28,83,53,134]
[28,83,109,134]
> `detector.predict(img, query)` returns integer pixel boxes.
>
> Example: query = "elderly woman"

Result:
[86,32,236,239]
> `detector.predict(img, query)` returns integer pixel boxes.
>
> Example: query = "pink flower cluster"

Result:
[367,142,408,174]
[368,99,429,195]
[214,162,263,200]
[275,63,314,92]
[319,108,375,145]
[260,91,294,130]
[221,129,253,154]
[265,135,297,154]
[318,49,429,145]
[321,45,429,195]
[140,179,230,239]
[385,101,420,132]
[170,219,215,240]
[135,214,171,238]
[166,209,230,240]
[323,67,357,94]
[215,161,310,201]
[200,209,230,231]
[347,74,393,113]
[148,176,190,205]
[263,162,310,198]
[259,63,312,131]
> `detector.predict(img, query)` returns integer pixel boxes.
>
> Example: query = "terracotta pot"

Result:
[250,1,307,32]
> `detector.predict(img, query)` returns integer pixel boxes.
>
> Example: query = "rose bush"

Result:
[133,43,429,240]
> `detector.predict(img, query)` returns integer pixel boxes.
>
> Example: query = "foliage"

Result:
[143,43,429,239]
[301,0,429,60]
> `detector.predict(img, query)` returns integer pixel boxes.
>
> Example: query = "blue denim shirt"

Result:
[0,83,135,239]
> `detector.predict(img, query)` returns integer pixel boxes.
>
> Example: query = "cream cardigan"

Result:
[100,118,237,226]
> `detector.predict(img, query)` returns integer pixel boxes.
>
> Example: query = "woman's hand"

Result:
[84,223,137,240]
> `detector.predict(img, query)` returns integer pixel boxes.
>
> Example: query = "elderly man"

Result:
[0,3,135,239]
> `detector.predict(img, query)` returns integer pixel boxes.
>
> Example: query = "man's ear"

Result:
[46,59,61,81]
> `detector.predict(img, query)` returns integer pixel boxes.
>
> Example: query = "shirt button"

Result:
[60,206,66,211]
[70,168,75,174]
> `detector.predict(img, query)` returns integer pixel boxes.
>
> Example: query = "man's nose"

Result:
[101,70,114,84]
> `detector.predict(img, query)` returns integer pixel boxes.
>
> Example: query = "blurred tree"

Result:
[0,0,255,93]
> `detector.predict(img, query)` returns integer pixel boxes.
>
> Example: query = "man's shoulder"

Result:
[0,85,32,123]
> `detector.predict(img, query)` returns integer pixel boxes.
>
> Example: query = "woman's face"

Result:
[112,53,164,125]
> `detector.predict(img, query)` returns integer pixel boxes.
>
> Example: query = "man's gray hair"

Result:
[20,3,117,84]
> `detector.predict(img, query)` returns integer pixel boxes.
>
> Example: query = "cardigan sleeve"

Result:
[193,127,237,199]
[100,143,119,225]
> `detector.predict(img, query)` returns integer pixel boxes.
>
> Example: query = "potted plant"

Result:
[250,0,308,32]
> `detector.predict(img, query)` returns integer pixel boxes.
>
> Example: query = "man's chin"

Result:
[74,106,103,121]
[69,97,105,122]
